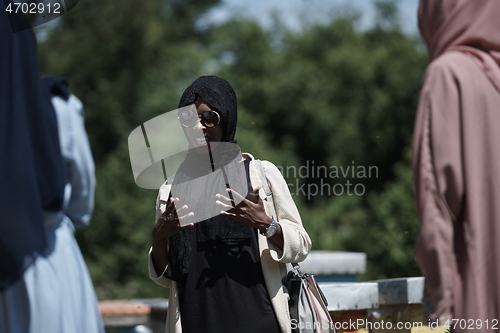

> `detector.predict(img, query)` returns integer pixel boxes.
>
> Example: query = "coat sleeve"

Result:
[53,94,95,229]
[261,160,312,263]
[412,60,464,322]
[148,182,173,288]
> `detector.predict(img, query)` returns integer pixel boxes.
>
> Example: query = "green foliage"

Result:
[209,10,426,280]
[350,149,421,280]
[37,0,427,298]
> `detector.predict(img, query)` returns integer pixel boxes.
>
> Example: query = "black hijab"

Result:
[0,13,65,290]
[178,75,238,143]
[42,76,70,100]
[166,76,254,282]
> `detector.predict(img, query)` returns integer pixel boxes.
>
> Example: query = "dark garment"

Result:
[167,143,253,281]
[0,12,65,290]
[177,159,280,333]
[42,76,70,100]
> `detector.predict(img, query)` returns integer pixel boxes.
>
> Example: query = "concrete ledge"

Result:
[320,282,379,311]
[296,251,366,275]
[372,277,424,305]
[98,277,426,331]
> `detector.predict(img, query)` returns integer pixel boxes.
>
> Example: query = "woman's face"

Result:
[184,98,224,154]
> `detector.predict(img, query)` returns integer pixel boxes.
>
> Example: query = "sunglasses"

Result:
[179,110,221,128]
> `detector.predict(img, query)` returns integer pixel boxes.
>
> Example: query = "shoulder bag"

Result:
[254,159,335,333]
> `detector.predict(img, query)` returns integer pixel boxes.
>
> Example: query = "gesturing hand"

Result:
[152,197,194,242]
[216,187,272,233]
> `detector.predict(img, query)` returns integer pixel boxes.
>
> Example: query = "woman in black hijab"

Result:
[149,76,311,333]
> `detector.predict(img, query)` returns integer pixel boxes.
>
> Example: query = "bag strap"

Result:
[254,159,276,222]
[254,159,301,268]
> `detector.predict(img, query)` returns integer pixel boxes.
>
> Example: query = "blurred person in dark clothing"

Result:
[0,11,104,333]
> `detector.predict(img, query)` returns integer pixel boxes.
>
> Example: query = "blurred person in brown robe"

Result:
[412,0,500,330]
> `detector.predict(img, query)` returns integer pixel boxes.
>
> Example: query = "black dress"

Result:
[176,159,281,333]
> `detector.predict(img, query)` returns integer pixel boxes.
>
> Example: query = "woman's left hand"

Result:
[216,187,271,233]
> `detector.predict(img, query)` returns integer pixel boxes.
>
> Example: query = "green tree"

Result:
[346,149,421,280]
[37,0,428,299]
[209,6,426,280]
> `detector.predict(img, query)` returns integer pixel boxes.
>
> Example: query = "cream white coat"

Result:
[148,153,311,333]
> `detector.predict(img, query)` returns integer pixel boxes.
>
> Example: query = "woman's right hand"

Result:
[152,197,195,242]
[151,198,194,275]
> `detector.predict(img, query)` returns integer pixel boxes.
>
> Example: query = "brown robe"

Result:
[413,0,500,330]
